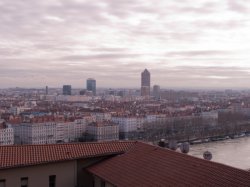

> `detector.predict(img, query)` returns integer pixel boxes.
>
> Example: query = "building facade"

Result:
[141,69,150,96]
[86,78,96,96]
[153,85,161,99]
[14,122,58,144]
[13,120,87,145]
[63,85,72,95]
[111,117,142,139]
[86,122,119,142]
[0,124,14,146]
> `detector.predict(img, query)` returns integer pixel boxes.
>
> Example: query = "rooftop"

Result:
[88,142,250,187]
[0,141,136,170]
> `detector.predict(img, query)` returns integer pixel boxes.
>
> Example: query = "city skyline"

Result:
[1,0,250,88]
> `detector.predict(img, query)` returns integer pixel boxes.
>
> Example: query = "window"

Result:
[21,177,28,187]
[49,175,56,187]
[0,179,6,187]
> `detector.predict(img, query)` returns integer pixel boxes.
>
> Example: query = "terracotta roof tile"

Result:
[0,141,136,169]
[88,142,250,187]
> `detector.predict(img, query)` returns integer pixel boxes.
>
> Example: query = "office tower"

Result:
[153,85,161,99]
[87,78,96,96]
[63,85,71,95]
[45,86,48,95]
[141,69,150,96]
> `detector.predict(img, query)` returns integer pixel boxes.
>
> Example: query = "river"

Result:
[188,136,250,170]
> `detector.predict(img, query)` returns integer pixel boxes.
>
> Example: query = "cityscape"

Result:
[1,0,250,186]
[1,68,250,186]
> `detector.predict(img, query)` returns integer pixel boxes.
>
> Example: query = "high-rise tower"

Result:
[87,78,96,96]
[153,85,161,99]
[141,69,150,96]
[45,86,49,95]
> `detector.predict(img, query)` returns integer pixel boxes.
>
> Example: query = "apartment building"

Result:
[61,119,87,142]
[13,122,57,144]
[13,119,87,144]
[0,123,14,146]
[91,112,112,122]
[111,116,144,140]
[86,121,119,142]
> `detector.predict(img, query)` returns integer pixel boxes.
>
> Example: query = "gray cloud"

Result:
[60,53,141,61]
[227,0,249,13]
[0,0,250,88]
[166,50,230,57]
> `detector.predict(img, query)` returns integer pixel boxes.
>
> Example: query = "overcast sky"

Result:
[1,0,250,89]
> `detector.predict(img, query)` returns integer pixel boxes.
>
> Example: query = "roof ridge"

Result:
[0,141,137,148]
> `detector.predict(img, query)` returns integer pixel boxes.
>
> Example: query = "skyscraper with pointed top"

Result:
[141,69,150,96]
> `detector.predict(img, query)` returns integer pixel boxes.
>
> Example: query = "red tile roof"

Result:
[88,142,250,187]
[0,141,136,170]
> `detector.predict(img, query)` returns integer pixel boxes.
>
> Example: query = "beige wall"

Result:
[0,161,77,187]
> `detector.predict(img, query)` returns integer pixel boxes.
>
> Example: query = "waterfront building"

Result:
[87,78,96,96]
[13,119,87,144]
[86,121,119,142]
[13,122,58,144]
[57,120,87,143]
[63,85,71,95]
[0,123,14,146]
[141,69,150,96]
[111,116,144,139]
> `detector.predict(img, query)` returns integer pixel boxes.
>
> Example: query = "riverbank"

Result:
[188,136,250,170]
[178,132,250,145]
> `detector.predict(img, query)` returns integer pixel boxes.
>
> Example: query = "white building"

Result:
[111,117,138,133]
[61,119,87,142]
[111,116,146,139]
[86,122,119,142]
[13,119,87,145]
[9,107,31,115]
[0,124,14,146]
[14,122,58,144]
[146,114,167,123]
[91,112,112,122]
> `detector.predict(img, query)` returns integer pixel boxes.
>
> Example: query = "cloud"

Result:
[227,0,249,13]
[60,53,141,61]
[166,50,230,57]
[0,0,250,88]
